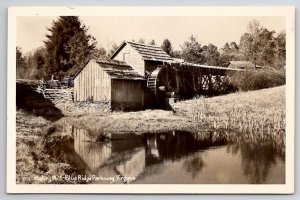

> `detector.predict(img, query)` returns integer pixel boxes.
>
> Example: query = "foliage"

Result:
[273,31,286,69]
[180,35,205,64]
[138,38,145,44]
[227,69,285,91]
[202,44,220,66]
[148,39,156,45]
[219,42,243,67]
[16,47,26,78]
[161,39,173,56]
[16,46,48,79]
[44,16,97,79]
[180,36,221,66]
[239,20,276,67]
[107,42,119,58]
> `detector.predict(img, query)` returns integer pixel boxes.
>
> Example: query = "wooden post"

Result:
[175,70,180,95]
[208,74,212,94]
[198,74,202,94]
[192,74,196,94]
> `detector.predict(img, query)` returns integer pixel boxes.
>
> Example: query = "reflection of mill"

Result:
[60,123,227,183]
[70,128,169,182]
[55,123,284,184]
[72,128,147,183]
[73,129,112,172]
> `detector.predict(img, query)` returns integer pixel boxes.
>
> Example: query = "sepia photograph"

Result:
[7,6,295,193]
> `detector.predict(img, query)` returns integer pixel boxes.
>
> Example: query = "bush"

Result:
[227,69,285,91]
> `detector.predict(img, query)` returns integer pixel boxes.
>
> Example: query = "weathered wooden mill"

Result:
[74,41,242,110]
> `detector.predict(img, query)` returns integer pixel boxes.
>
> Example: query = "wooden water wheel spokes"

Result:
[147,65,177,98]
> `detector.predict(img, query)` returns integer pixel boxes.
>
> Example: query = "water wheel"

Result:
[147,66,178,98]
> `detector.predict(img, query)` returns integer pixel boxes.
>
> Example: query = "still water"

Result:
[50,123,285,184]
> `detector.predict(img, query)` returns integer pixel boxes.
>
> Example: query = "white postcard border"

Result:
[7,6,295,194]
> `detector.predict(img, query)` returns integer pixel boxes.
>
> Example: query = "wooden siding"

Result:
[111,79,144,111]
[113,44,145,77]
[74,60,111,102]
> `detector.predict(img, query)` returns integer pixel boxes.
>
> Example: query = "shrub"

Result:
[227,69,285,91]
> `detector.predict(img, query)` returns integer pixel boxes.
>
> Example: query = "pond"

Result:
[49,123,285,184]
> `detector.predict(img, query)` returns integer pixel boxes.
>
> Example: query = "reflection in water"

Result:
[73,129,112,172]
[49,123,285,184]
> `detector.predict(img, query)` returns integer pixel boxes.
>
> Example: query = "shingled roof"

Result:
[74,59,144,80]
[172,62,244,73]
[228,61,261,69]
[110,41,174,62]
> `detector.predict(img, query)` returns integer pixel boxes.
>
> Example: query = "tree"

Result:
[203,44,220,66]
[33,47,47,78]
[92,47,107,60]
[44,16,96,79]
[274,31,286,68]
[223,42,230,53]
[148,39,156,45]
[16,47,26,78]
[107,42,119,58]
[161,39,173,56]
[138,38,145,44]
[64,29,97,76]
[258,28,276,66]
[230,42,239,51]
[172,50,182,58]
[239,20,262,66]
[239,19,277,67]
[180,35,205,64]
[220,41,243,67]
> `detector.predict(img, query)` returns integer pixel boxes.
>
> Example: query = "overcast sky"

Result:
[17,16,285,54]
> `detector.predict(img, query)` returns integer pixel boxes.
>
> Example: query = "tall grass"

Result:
[176,86,286,148]
[187,102,285,134]
[16,110,79,184]
[227,69,285,91]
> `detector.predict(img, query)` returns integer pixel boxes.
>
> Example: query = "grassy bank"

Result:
[16,110,79,184]
[50,86,285,138]
[174,85,285,134]
[51,109,205,141]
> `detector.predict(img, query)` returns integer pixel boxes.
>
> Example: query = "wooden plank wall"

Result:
[111,79,144,110]
[113,44,145,77]
[74,60,111,102]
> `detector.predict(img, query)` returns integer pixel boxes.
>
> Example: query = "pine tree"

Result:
[44,16,96,79]
[161,39,173,56]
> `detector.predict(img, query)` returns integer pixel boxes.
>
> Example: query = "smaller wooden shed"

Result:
[73,59,145,111]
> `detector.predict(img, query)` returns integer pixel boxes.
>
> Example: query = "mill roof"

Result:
[110,41,174,62]
[173,61,245,72]
[74,59,144,80]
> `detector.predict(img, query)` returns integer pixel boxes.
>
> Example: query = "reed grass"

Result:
[175,86,286,141]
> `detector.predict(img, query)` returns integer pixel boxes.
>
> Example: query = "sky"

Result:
[17,16,285,54]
